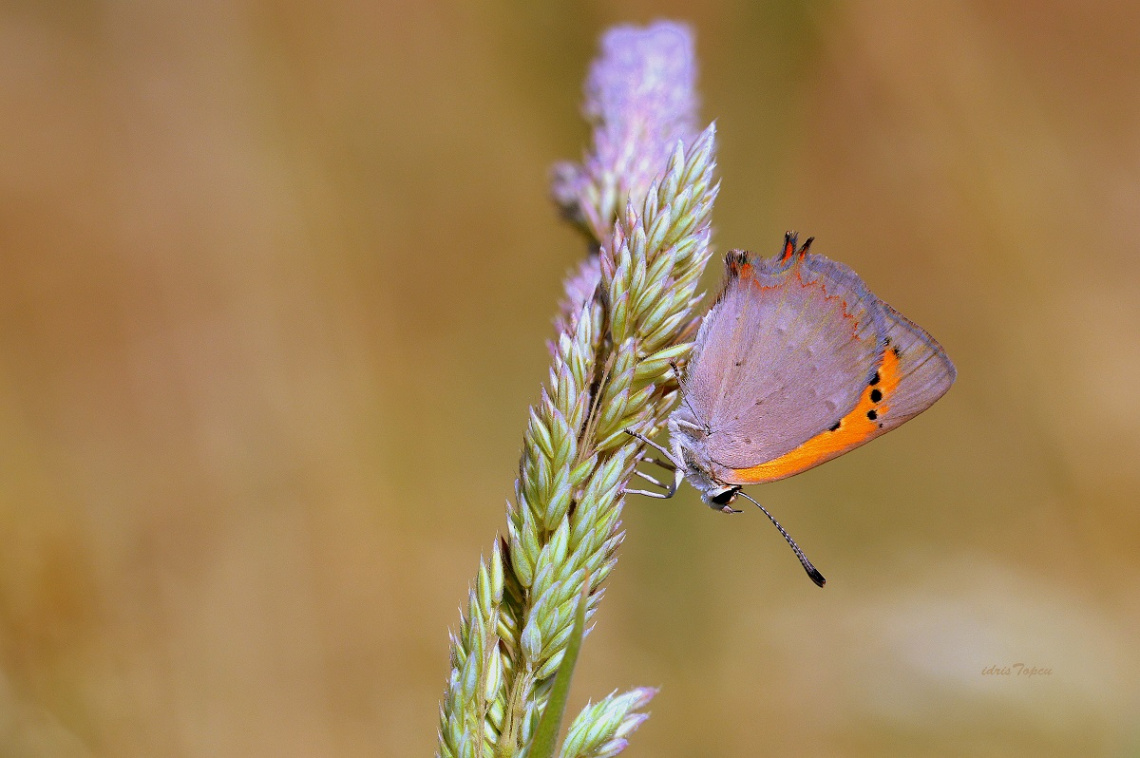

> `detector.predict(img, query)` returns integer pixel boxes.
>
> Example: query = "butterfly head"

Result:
[686,465,741,513]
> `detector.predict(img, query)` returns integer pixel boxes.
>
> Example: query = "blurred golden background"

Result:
[2,1,1138,756]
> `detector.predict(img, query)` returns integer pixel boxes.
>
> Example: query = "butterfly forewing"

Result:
[687,251,884,470]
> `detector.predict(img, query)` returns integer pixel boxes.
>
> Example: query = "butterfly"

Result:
[628,233,956,586]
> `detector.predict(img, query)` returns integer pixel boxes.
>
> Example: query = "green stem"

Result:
[528,576,590,758]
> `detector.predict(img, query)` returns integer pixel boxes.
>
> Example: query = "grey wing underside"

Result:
[876,300,956,428]
[684,253,885,469]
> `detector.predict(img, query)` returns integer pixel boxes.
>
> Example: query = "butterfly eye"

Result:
[709,487,739,506]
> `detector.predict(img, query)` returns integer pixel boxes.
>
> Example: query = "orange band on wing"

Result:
[724,346,902,484]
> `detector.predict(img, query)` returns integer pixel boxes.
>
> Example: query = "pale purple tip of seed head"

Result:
[553,21,700,235]
[562,255,602,309]
[586,21,697,133]
[595,738,630,758]
[615,713,651,739]
[626,685,659,708]
[551,256,603,346]
[586,21,698,154]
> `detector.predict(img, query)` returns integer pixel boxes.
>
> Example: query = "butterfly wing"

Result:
[681,244,883,471]
[874,301,957,428]
[682,242,955,485]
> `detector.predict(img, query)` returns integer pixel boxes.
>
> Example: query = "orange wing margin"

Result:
[721,346,902,484]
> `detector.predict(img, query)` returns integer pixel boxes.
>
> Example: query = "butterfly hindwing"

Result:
[874,300,957,429]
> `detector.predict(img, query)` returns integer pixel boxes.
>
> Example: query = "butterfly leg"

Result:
[636,454,676,472]
[622,429,684,499]
[622,478,680,499]
[631,467,669,488]
[624,429,683,468]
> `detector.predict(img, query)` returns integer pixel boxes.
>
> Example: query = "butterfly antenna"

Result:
[668,361,714,437]
[736,491,826,588]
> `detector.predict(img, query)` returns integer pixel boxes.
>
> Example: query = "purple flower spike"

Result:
[440,21,717,758]
[552,21,700,242]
